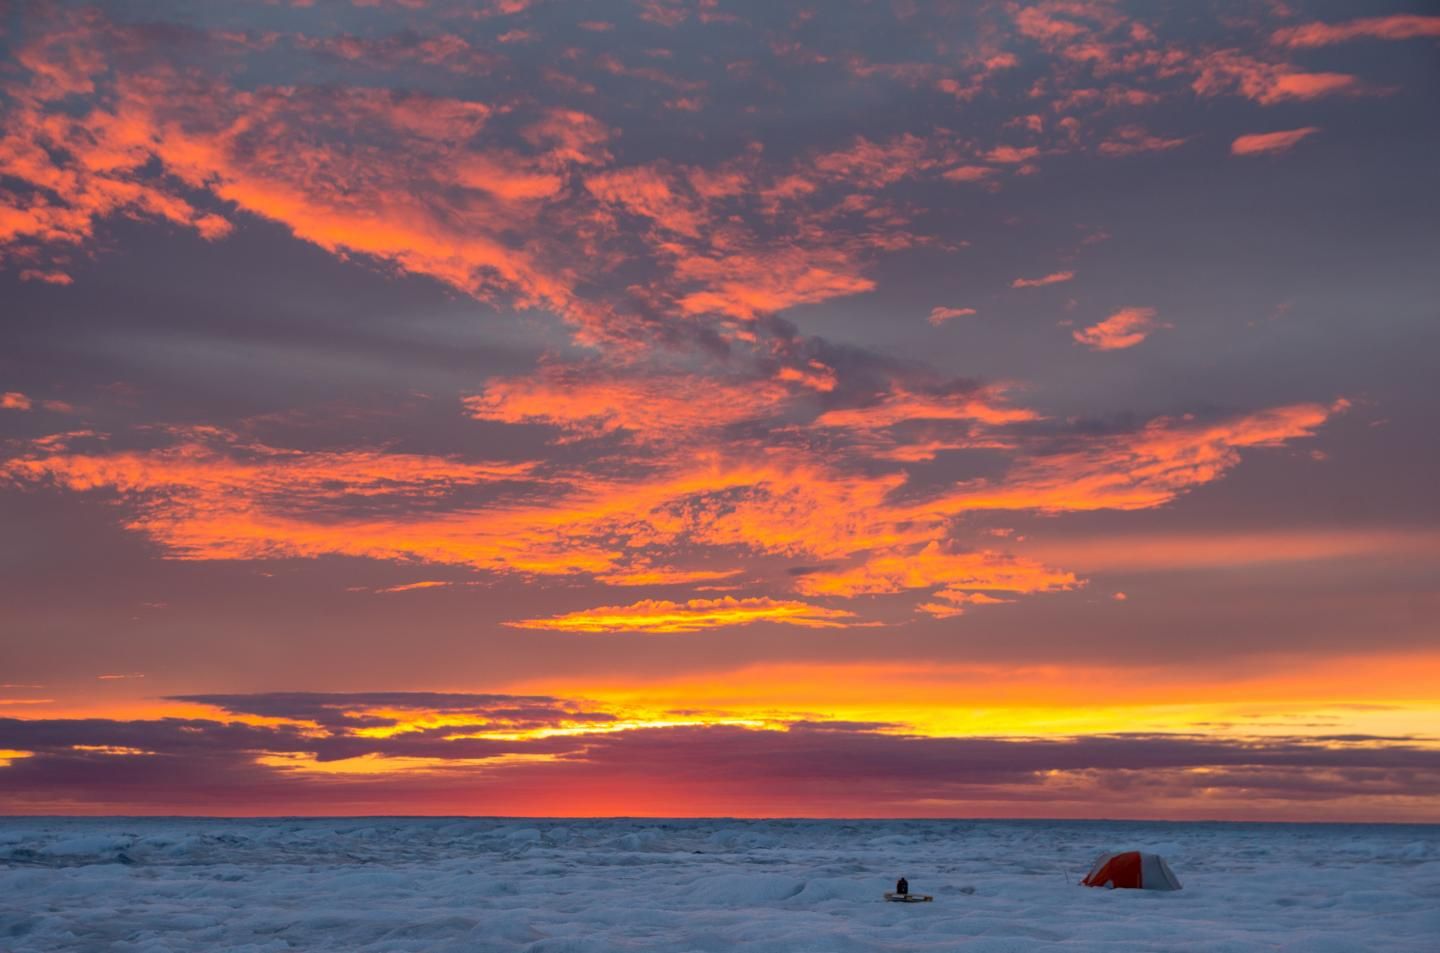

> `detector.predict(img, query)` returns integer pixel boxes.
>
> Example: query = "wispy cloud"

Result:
[1011,271,1075,289]
[1272,16,1440,48]
[373,581,452,594]
[1097,126,1187,157]
[1232,127,1321,156]
[928,306,977,325]
[505,597,859,633]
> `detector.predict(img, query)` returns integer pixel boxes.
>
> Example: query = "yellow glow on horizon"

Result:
[512,651,1440,741]
[347,707,770,741]
[445,715,772,742]
[255,751,565,775]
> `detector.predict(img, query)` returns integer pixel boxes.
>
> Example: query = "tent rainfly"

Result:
[1081,851,1182,890]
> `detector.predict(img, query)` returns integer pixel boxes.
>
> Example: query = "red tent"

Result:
[1081,851,1182,890]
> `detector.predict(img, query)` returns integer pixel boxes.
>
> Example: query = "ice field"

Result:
[2,817,1437,952]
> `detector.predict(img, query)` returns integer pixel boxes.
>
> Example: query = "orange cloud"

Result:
[0,41,588,329]
[813,385,1039,431]
[673,246,876,321]
[0,428,623,575]
[9,2,1386,379]
[0,423,905,593]
[596,567,741,587]
[2,389,1343,626]
[1272,15,1440,48]
[1072,306,1161,350]
[1,392,33,411]
[933,402,1342,515]
[451,153,564,201]
[1231,127,1320,156]
[505,596,858,633]
[586,165,706,238]
[918,591,1012,619]
[464,365,790,443]
[1011,270,1075,288]
[774,361,839,393]
[3,11,941,355]
[0,9,1360,624]
[794,542,1076,599]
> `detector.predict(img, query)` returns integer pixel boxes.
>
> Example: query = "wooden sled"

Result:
[884,892,933,902]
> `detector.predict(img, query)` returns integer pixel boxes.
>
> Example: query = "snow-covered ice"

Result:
[1,818,1436,951]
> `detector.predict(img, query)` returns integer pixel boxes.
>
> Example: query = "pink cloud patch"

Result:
[928,306,977,325]
[1073,307,1162,351]
[1231,127,1321,156]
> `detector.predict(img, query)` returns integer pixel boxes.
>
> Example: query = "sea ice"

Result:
[1,818,1435,951]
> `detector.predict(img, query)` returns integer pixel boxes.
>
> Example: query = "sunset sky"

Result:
[1,0,1437,820]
